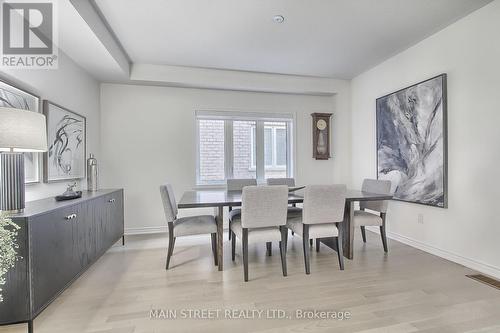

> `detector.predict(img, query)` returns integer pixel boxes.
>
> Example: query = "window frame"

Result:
[195,110,295,186]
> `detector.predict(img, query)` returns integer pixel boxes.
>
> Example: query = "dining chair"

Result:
[266,178,300,211]
[286,185,347,274]
[266,177,295,187]
[230,185,289,282]
[160,184,218,269]
[227,179,257,242]
[266,178,302,236]
[354,179,392,252]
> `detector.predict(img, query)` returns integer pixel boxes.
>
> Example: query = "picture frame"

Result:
[43,100,86,183]
[376,74,448,208]
[0,77,41,184]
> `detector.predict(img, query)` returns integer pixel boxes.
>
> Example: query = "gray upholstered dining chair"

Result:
[266,177,295,187]
[266,178,300,213]
[354,179,392,252]
[230,185,289,282]
[160,184,218,269]
[227,178,257,241]
[286,185,347,274]
[266,177,302,237]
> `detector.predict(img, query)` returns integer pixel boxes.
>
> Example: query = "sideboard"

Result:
[0,189,124,333]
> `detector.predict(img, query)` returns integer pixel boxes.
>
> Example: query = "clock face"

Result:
[316,119,327,131]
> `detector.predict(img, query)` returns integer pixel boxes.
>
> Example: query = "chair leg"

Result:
[243,228,249,282]
[361,226,367,243]
[336,223,344,270]
[211,233,218,266]
[266,242,272,256]
[280,226,287,277]
[166,223,175,270]
[380,213,388,252]
[380,227,388,253]
[302,225,310,274]
[231,230,236,261]
[228,206,232,241]
[316,238,320,252]
[283,228,288,251]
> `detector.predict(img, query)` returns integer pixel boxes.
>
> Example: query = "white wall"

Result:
[351,0,500,278]
[100,83,351,233]
[1,51,101,201]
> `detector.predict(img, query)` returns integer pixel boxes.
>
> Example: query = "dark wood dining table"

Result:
[178,189,392,271]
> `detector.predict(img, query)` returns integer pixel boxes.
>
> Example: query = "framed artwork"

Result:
[0,78,41,183]
[43,101,86,182]
[376,74,448,208]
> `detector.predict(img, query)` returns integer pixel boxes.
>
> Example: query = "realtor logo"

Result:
[1,0,58,68]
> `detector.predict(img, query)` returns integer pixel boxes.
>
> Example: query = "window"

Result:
[251,122,288,178]
[196,111,294,185]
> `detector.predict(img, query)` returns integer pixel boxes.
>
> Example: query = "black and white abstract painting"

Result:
[44,101,86,182]
[376,74,447,208]
[0,79,41,183]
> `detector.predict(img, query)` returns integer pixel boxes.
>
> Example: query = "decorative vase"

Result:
[87,153,98,191]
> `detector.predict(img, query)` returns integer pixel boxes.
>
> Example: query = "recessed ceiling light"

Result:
[273,15,285,23]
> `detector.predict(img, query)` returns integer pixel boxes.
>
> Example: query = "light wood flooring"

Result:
[2,231,500,333]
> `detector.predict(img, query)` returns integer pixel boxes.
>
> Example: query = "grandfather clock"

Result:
[311,113,332,160]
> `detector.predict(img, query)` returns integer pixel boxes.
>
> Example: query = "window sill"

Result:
[195,178,293,189]
[248,167,286,172]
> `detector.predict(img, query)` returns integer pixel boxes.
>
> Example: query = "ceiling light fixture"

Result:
[273,15,285,23]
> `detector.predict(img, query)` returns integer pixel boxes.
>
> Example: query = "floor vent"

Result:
[466,274,500,290]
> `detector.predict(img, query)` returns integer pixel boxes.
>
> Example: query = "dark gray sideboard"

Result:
[0,189,124,333]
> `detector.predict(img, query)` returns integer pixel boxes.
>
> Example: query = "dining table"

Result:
[178,188,392,271]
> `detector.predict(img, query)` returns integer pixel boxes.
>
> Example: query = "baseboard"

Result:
[125,226,167,235]
[366,226,500,279]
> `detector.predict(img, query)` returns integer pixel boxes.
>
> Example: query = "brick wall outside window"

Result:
[199,119,225,183]
[233,121,255,179]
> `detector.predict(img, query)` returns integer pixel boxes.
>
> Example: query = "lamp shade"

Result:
[0,107,48,152]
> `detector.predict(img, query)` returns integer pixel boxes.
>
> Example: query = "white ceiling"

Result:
[94,0,492,79]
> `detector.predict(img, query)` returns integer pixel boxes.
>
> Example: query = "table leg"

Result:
[342,201,354,259]
[216,206,224,271]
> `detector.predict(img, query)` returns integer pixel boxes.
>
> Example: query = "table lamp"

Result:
[0,107,47,213]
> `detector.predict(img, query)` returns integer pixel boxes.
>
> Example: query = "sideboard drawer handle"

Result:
[108,198,115,203]
[65,213,77,220]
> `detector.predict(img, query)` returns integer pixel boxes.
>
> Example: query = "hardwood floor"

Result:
[2,231,500,333]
